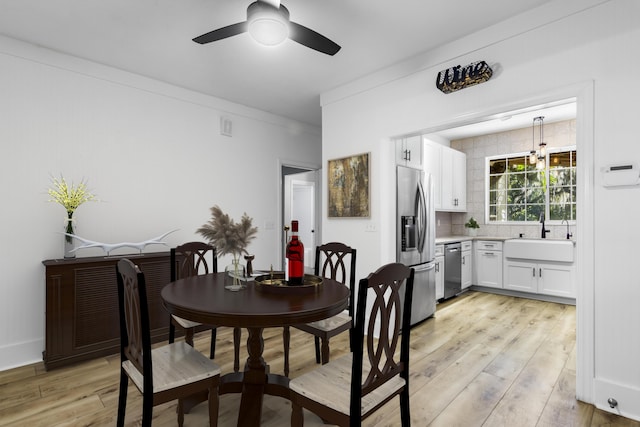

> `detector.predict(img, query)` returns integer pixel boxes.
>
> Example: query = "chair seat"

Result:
[123,341,221,394]
[302,312,351,334]
[289,354,405,416]
[172,314,202,330]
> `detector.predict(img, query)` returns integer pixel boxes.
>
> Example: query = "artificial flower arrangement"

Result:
[47,175,98,241]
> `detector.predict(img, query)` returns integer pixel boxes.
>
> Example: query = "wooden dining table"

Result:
[161,271,350,427]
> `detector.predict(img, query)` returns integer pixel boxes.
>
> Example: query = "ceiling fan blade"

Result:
[193,21,248,44]
[289,21,341,56]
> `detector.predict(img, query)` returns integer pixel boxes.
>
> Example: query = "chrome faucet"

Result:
[561,219,573,240]
[540,213,550,238]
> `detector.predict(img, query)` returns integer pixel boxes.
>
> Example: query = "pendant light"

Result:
[530,116,547,169]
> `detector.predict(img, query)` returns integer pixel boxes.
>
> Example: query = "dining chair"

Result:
[289,262,415,427]
[116,258,221,427]
[169,241,242,371]
[283,242,356,377]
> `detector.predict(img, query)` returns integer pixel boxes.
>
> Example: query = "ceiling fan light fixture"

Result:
[192,1,340,55]
[247,2,289,46]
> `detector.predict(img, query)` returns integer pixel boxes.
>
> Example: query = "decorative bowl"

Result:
[254,272,322,294]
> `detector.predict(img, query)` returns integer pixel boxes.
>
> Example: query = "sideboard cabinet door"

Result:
[43,253,171,370]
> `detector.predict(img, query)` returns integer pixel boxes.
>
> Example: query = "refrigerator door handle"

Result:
[415,179,427,254]
[413,262,435,272]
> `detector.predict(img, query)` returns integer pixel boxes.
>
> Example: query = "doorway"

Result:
[414,84,594,403]
[282,166,320,272]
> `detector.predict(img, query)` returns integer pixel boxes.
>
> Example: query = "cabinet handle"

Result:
[539,268,542,277]
[462,256,465,265]
[435,263,439,272]
[484,252,494,256]
[404,149,411,161]
[532,268,536,277]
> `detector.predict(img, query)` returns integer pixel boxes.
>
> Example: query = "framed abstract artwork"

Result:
[327,152,370,218]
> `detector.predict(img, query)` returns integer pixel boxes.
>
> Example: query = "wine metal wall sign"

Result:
[436,61,493,94]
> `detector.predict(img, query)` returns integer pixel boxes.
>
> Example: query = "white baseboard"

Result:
[0,339,43,372]
[470,285,576,306]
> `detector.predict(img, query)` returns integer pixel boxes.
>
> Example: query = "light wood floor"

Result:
[1,291,638,426]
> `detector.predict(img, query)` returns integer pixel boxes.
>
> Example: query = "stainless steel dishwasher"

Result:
[444,242,462,299]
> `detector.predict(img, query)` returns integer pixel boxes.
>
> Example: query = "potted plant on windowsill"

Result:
[464,217,480,237]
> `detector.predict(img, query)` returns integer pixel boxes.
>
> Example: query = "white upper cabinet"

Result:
[396,135,422,169]
[422,139,442,209]
[441,147,466,211]
[423,137,467,212]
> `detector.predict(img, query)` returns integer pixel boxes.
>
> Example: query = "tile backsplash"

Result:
[436,118,576,241]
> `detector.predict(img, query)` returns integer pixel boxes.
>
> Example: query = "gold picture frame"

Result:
[328,152,370,218]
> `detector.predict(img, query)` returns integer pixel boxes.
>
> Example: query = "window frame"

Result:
[485,145,577,225]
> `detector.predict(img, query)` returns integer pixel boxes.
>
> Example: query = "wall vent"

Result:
[220,116,233,137]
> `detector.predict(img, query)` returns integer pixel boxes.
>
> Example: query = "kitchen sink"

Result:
[503,238,575,262]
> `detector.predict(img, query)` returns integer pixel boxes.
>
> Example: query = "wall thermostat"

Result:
[602,163,640,187]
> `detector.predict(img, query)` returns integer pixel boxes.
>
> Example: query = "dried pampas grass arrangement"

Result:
[197,205,258,257]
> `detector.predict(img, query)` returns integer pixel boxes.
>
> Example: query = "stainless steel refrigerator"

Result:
[396,165,436,326]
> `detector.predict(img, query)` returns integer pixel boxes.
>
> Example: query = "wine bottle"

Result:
[286,220,304,285]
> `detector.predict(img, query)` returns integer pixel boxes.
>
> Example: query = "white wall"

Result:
[321,0,640,421]
[0,36,321,370]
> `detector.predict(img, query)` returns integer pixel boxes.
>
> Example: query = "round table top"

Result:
[161,272,350,328]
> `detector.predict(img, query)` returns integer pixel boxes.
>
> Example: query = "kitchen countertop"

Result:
[435,236,575,245]
[435,236,506,245]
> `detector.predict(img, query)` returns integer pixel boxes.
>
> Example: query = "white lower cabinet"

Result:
[503,260,575,297]
[461,241,472,290]
[503,260,537,293]
[435,255,445,300]
[537,263,575,298]
[435,245,444,300]
[476,241,503,289]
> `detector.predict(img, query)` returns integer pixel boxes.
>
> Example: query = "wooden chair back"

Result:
[116,258,221,426]
[116,259,152,387]
[351,262,414,419]
[314,242,357,315]
[171,241,217,281]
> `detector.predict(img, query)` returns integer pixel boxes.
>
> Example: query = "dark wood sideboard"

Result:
[42,252,174,370]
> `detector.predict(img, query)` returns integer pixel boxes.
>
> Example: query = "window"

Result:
[487,147,576,223]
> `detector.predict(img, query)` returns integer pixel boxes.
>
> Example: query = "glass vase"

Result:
[64,213,76,259]
[225,256,246,291]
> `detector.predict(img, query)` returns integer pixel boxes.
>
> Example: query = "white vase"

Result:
[467,228,478,237]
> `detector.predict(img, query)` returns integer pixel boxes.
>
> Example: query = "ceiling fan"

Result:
[192,0,341,56]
